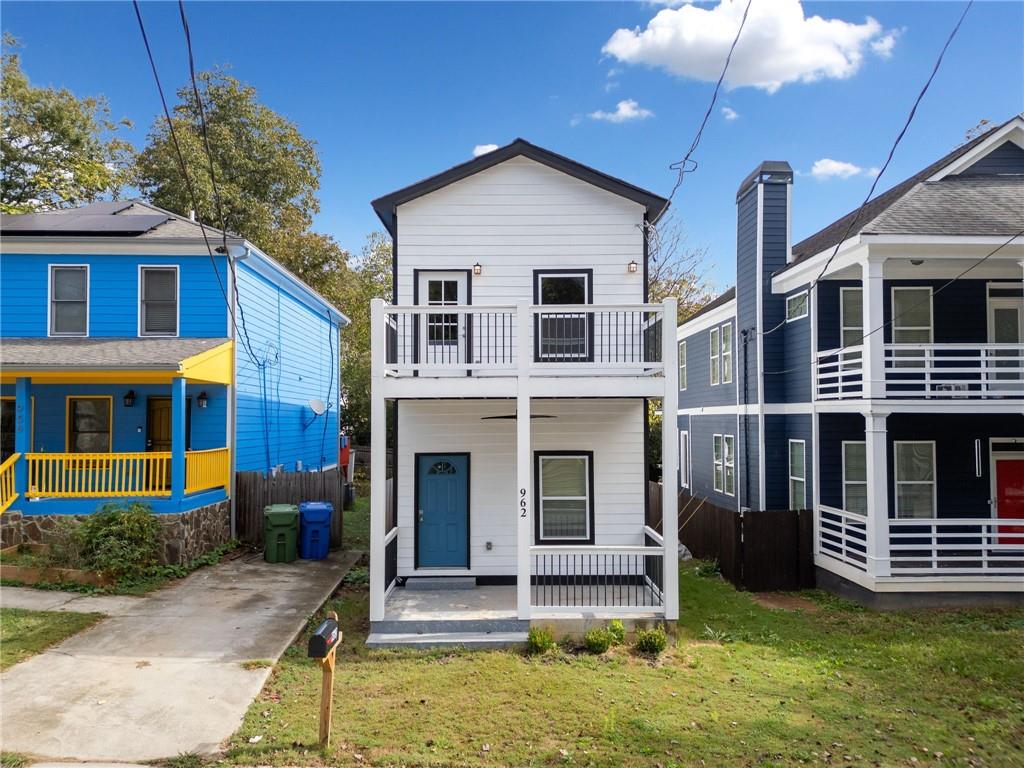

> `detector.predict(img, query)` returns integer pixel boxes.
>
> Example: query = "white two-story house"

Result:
[366,140,679,645]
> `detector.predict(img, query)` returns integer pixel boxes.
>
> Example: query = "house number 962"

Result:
[520,488,527,518]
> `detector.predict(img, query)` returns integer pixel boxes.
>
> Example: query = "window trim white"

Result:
[679,430,690,489]
[138,264,181,338]
[893,440,937,519]
[785,290,809,322]
[537,453,592,542]
[723,434,735,497]
[891,286,934,344]
[47,264,89,337]
[841,440,867,515]
[788,439,806,509]
[840,286,863,347]
[709,327,720,386]
[678,340,687,391]
[712,434,724,493]
[721,322,733,384]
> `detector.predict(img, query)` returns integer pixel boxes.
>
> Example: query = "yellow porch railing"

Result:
[26,452,173,498]
[186,448,231,494]
[0,453,21,513]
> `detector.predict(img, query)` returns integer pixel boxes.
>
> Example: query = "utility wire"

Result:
[759,0,974,340]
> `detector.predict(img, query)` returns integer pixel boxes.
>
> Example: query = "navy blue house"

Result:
[0,201,347,560]
[677,115,1024,605]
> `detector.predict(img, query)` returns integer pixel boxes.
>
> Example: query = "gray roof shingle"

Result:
[0,337,230,370]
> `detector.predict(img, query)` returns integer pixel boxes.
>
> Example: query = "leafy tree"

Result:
[1,33,133,213]
[647,213,715,323]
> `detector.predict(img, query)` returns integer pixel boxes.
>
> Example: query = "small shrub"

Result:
[702,625,734,644]
[583,628,612,655]
[634,626,668,656]
[526,626,555,655]
[79,503,162,581]
[694,560,721,578]
[607,619,626,645]
[42,518,86,569]
[342,566,369,588]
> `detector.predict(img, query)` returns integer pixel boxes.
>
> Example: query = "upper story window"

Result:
[140,266,179,337]
[840,288,863,347]
[891,287,933,368]
[49,265,88,336]
[709,327,720,386]
[678,340,687,391]
[535,270,591,362]
[721,322,733,384]
[786,291,808,321]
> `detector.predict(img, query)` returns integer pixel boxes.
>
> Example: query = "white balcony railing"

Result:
[814,343,1023,400]
[889,517,1024,576]
[381,303,665,377]
[816,505,868,571]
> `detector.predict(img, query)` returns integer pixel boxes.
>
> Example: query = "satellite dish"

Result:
[308,398,327,416]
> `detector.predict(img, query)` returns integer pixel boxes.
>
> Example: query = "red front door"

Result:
[995,458,1024,545]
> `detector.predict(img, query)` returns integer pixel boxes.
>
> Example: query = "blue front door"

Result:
[417,453,469,568]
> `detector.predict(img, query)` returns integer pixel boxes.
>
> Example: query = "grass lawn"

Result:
[0,607,102,670]
[343,496,370,551]
[224,565,1024,767]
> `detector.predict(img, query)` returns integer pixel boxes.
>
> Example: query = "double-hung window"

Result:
[891,287,932,368]
[786,291,809,321]
[840,288,863,347]
[140,267,179,336]
[678,340,687,391]
[679,430,690,488]
[894,441,936,518]
[536,271,590,362]
[537,453,592,542]
[713,435,735,495]
[67,396,111,453]
[842,441,867,515]
[49,265,88,336]
[788,440,806,509]
[721,323,733,384]
[709,327,720,385]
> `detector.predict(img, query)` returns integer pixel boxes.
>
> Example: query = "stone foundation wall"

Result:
[0,501,231,566]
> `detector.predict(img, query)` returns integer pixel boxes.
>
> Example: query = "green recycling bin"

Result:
[264,504,299,563]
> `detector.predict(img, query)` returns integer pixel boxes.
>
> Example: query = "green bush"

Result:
[583,628,612,655]
[526,626,555,655]
[607,619,626,645]
[634,626,668,656]
[79,503,162,581]
[42,518,86,569]
[342,566,369,588]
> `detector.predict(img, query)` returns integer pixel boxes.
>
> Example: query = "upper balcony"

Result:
[371,299,675,399]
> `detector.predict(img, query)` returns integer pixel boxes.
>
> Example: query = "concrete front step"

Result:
[404,576,478,590]
[371,618,529,634]
[366,631,528,649]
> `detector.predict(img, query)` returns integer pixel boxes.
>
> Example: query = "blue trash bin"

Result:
[299,501,332,560]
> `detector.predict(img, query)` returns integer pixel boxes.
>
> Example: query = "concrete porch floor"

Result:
[384,584,518,622]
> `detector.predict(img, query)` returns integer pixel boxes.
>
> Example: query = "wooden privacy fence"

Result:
[236,468,344,548]
[678,492,814,592]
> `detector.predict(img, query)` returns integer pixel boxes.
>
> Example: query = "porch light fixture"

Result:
[627,260,638,273]
[123,390,135,408]
[473,262,482,276]
[197,391,209,409]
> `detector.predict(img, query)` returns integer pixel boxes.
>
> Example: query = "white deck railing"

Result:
[814,343,1023,400]
[888,517,1024,576]
[816,505,868,571]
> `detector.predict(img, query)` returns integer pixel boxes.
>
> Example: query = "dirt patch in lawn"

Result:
[749,592,821,612]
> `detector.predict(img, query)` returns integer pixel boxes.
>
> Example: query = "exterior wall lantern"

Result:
[627,260,638,273]
[473,262,482,276]
[197,391,209,409]
[123,390,135,408]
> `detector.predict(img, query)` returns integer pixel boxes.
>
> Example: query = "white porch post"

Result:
[862,256,886,399]
[864,411,890,578]
[369,298,387,623]
[660,298,680,621]
[515,299,532,620]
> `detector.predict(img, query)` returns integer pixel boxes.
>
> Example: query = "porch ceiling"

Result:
[0,337,233,385]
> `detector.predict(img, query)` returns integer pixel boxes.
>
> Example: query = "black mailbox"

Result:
[308,617,340,659]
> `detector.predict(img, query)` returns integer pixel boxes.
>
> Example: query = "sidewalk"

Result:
[1,549,359,761]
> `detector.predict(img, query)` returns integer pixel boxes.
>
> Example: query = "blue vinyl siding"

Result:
[737,414,758,511]
[735,187,759,403]
[759,183,790,403]
[678,318,738,409]
[780,288,812,403]
[763,414,812,510]
[958,140,1024,175]
[816,280,861,351]
[0,253,228,338]
[687,414,740,510]
[818,413,864,509]
[233,261,339,473]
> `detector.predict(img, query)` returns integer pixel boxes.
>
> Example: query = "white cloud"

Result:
[809,158,878,181]
[588,99,654,123]
[606,67,622,79]
[472,144,499,157]
[603,0,894,94]
[871,27,902,59]
[721,106,738,121]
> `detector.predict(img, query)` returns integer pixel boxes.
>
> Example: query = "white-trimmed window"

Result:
[892,287,933,368]
[49,265,88,336]
[721,322,733,384]
[840,287,863,347]
[788,439,806,509]
[678,340,687,391]
[786,291,809,322]
[714,434,735,495]
[709,327,720,386]
[894,441,936,519]
[140,266,179,336]
[842,441,867,515]
[537,453,592,541]
[679,430,690,488]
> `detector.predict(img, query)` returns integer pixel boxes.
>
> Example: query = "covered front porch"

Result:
[0,338,234,515]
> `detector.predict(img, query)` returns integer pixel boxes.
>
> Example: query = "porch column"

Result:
[515,299,532,620]
[14,377,31,494]
[862,256,886,399]
[369,298,387,623]
[660,298,679,621]
[170,376,187,500]
[864,411,890,578]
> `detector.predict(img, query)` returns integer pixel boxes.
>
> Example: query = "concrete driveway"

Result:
[0,550,357,761]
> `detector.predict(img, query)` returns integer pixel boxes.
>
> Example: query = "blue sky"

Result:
[4,1,1022,289]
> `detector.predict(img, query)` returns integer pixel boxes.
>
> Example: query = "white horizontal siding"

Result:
[395,156,646,307]
[396,398,647,576]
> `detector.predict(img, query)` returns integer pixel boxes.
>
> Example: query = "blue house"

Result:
[677,115,1023,606]
[0,200,347,560]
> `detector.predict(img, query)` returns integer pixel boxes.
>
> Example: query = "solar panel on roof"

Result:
[1,213,169,235]
[74,200,137,215]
